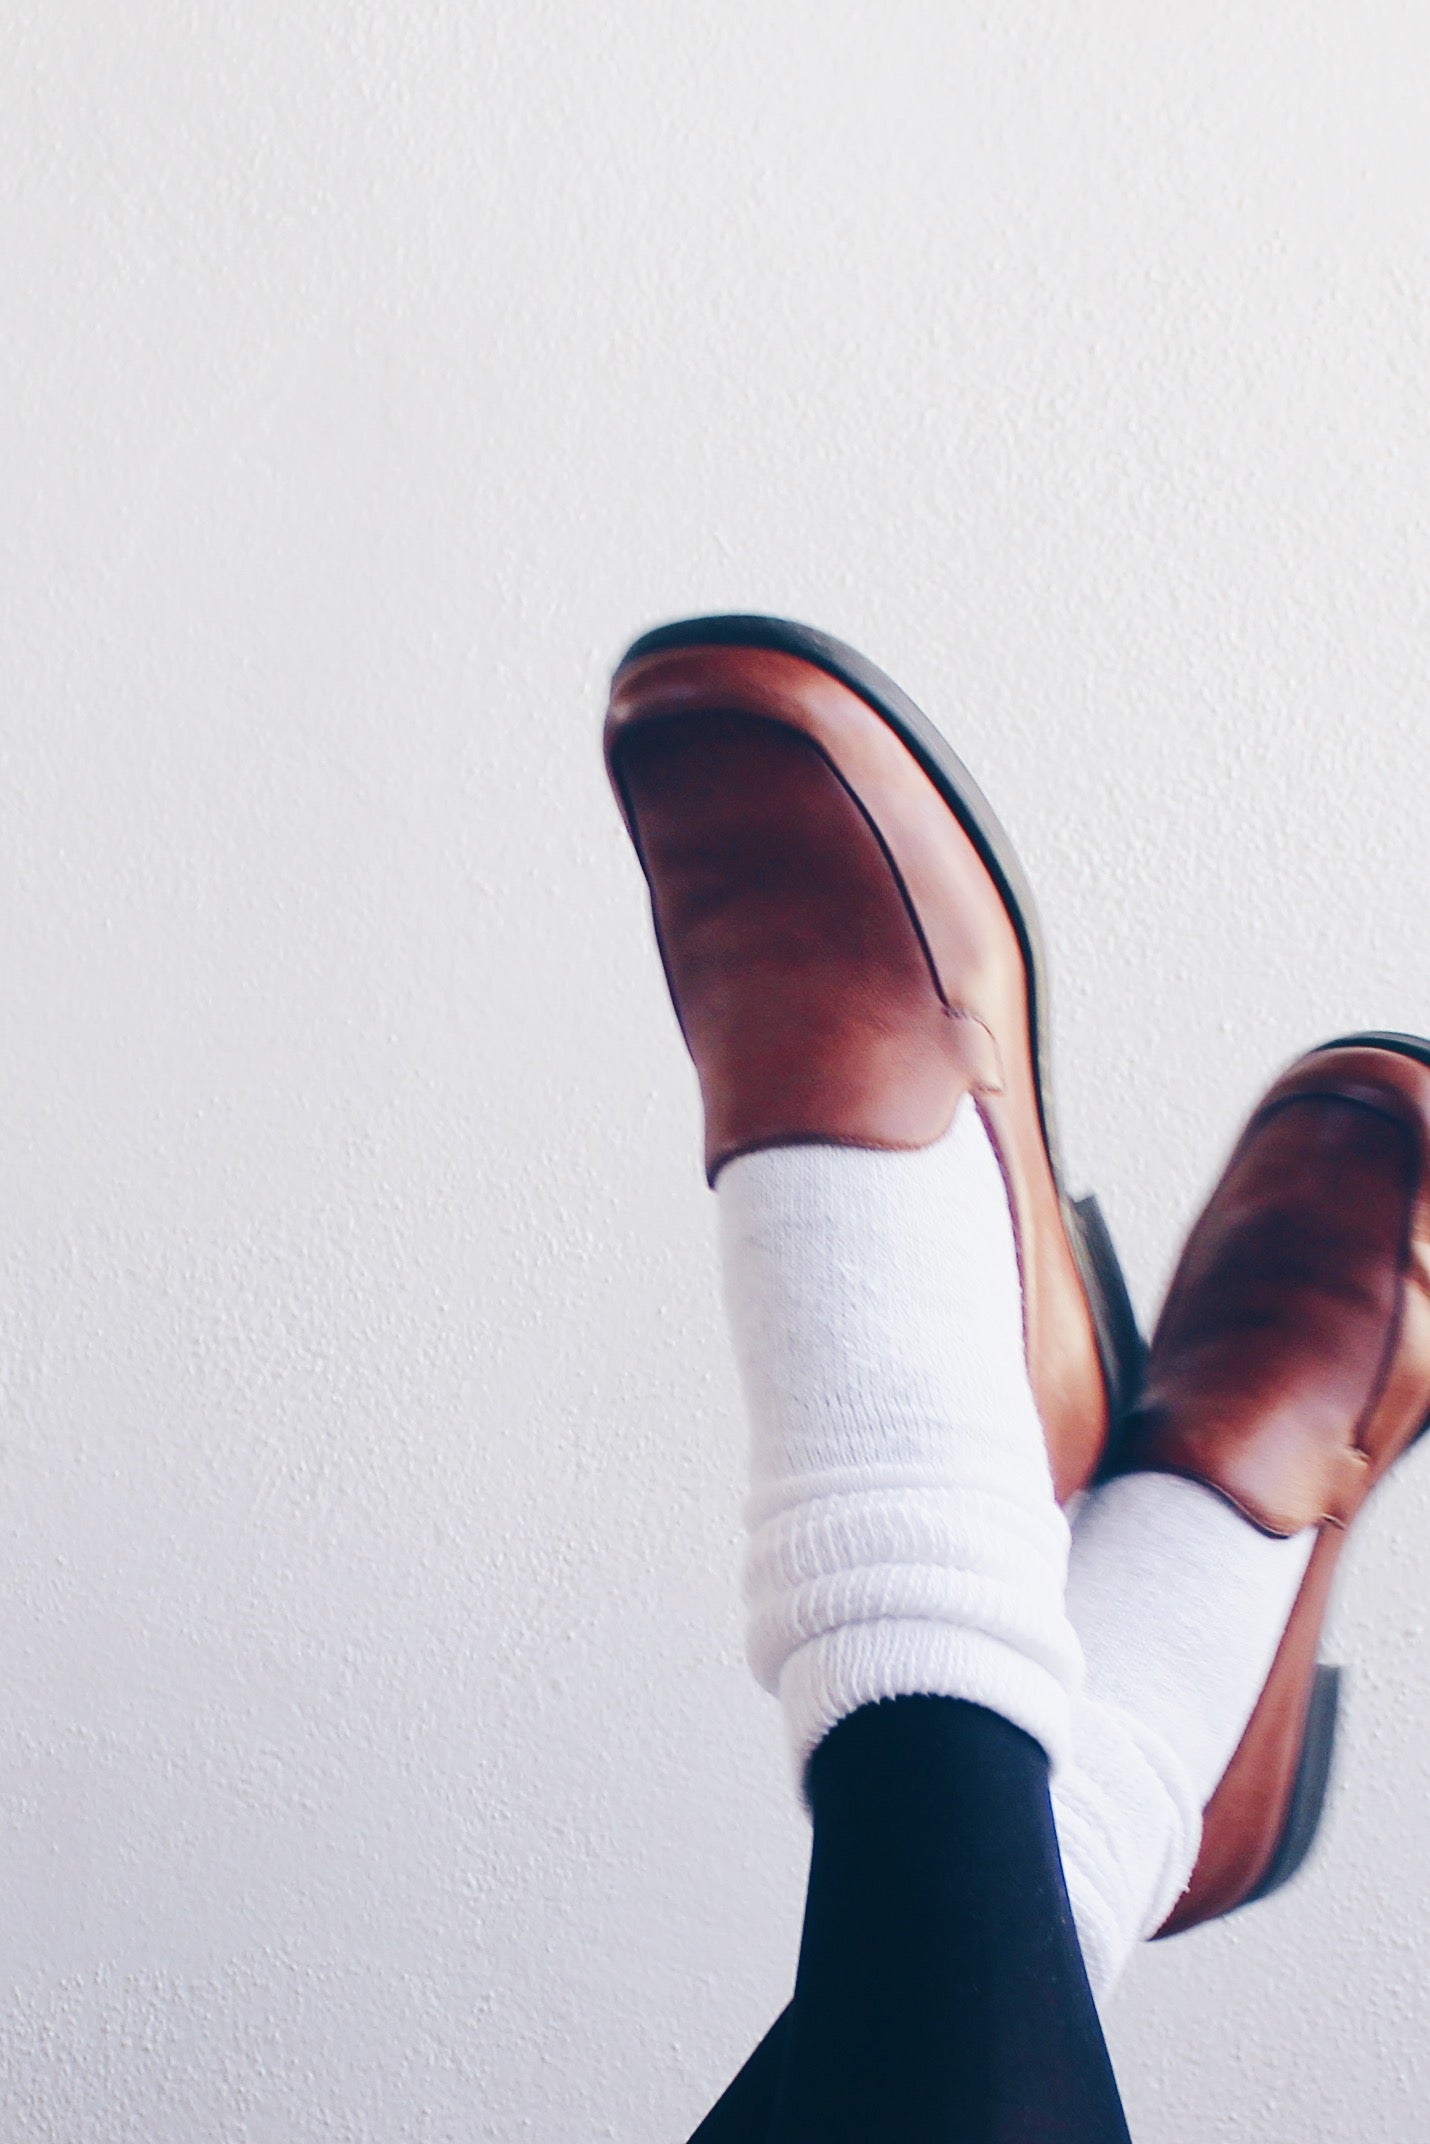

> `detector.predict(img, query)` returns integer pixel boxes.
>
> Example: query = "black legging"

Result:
[688,1696,1131,2144]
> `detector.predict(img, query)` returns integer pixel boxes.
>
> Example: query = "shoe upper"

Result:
[1108,1044,1430,1535]
[607,638,1113,1501]
[1111,1041,1430,1934]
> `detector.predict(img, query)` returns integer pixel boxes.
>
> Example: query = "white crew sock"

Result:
[1053,1472,1314,2000]
[718,1096,1083,1785]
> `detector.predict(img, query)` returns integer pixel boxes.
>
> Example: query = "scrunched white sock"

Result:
[1053,1473,1314,2001]
[718,1097,1083,1787]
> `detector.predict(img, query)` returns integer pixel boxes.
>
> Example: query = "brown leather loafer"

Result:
[1104,1034,1430,1934]
[605,614,1140,1501]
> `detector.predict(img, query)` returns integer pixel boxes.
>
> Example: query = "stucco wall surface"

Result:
[4,4,1430,2138]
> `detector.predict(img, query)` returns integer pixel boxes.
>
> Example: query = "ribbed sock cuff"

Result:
[781,1616,1075,1792]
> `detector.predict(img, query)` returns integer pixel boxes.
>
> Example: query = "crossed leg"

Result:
[693,1697,1130,2144]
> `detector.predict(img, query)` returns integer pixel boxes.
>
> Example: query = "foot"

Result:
[605,614,1138,1499]
[1106,1035,1430,1931]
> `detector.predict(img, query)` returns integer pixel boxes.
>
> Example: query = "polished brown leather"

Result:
[606,641,1109,1501]
[1109,1044,1430,1932]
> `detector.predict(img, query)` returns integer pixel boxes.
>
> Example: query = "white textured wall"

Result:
[4,5,1430,2138]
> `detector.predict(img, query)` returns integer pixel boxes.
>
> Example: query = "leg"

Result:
[604,626,1137,2139]
[699,1041,1430,2142]
[687,2017,788,2144]
[767,1699,1129,2144]
[690,1702,1130,2144]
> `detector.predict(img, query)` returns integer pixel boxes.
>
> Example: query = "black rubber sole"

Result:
[617,612,1146,1421]
[1318,1027,1430,1075]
